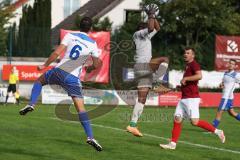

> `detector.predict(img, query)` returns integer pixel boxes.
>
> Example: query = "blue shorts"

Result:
[218,98,233,111]
[44,68,83,98]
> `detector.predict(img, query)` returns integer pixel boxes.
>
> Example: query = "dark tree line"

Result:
[8,0,51,57]
[0,0,13,56]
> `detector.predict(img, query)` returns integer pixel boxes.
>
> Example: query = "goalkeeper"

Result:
[126,4,170,137]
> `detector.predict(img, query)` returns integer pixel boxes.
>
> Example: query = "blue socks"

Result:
[29,81,42,106]
[236,114,240,121]
[213,114,240,127]
[212,119,220,128]
[78,112,93,139]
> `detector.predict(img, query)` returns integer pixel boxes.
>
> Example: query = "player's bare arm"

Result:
[86,57,102,73]
[148,16,155,33]
[181,70,202,85]
[219,82,224,88]
[38,44,66,70]
[154,18,160,31]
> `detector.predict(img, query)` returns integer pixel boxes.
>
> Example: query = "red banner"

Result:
[2,65,53,81]
[215,35,240,71]
[159,92,240,107]
[60,29,110,83]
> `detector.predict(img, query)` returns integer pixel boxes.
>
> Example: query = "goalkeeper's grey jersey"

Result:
[133,28,157,63]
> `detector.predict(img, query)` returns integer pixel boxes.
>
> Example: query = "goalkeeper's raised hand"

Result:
[144,3,159,18]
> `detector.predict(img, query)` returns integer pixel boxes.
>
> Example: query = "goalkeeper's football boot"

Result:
[160,141,176,150]
[86,138,103,151]
[126,126,143,137]
[19,105,34,115]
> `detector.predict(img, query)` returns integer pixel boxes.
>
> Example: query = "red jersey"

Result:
[181,60,201,99]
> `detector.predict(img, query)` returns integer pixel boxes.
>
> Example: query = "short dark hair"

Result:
[137,22,147,31]
[229,59,237,63]
[79,17,92,32]
[184,47,196,54]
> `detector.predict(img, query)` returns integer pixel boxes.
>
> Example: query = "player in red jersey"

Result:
[160,47,225,150]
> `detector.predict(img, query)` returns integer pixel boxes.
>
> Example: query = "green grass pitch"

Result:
[0,104,239,160]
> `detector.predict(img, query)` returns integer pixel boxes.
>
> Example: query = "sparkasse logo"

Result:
[227,40,238,53]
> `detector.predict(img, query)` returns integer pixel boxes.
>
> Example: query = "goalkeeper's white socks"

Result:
[131,101,144,124]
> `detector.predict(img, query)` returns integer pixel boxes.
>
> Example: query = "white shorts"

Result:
[174,98,200,119]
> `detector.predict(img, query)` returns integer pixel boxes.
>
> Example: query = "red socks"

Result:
[171,120,216,143]
[196,120,215,132]
[171,121,182,143]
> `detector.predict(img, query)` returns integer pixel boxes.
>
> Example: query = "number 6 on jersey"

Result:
[70,45,82,60]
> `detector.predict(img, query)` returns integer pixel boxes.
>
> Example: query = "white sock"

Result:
[170,141,176,146]
[214,128,219,134]
[153,62,168,82]
[131,101,144,123]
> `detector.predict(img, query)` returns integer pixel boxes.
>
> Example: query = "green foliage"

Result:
[0,1,13,56]
[10,0,51,57]
[92,17,113,31]
[73,16,112,32]
[113,0,240,70]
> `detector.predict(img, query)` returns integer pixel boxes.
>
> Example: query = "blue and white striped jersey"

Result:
[222,71,240,99]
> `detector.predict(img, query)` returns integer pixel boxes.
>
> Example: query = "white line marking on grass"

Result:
[51,118,240,154]
[92,124,240,154]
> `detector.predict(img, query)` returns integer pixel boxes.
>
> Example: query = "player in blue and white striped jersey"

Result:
[19,17,103,151]
[213,59,240,128]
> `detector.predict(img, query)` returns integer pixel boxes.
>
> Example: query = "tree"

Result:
[144,0,240,70]
[73,16,112,31]
[112,0,240,70]
[0,1,13,56]
[92,17,113,31]
[14,0,51,57]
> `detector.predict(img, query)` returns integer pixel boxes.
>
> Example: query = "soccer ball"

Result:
[144,3,159,16]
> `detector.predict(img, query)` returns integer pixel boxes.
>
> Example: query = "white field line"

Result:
[51,118,240,154]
